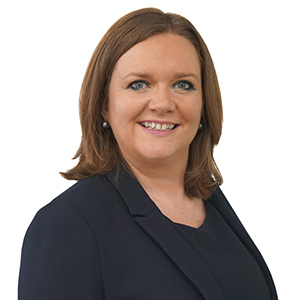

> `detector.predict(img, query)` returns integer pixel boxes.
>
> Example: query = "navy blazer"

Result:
[19,170,277,299]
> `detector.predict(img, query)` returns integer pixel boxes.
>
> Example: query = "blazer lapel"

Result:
[209,188,278,300]
[108,170,223,300]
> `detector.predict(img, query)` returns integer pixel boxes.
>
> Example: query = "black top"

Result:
[174,201,271,300]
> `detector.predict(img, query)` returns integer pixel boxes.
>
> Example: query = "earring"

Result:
[199,123,203,130]
[102,121,110,129]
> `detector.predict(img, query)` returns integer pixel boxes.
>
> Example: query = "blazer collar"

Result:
[108,169,223,300]
[108,169,154,216]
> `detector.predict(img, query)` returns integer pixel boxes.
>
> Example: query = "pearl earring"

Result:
[102,121,110,129]
[199,123,203,130]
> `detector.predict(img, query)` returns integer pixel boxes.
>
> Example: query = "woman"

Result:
[18,8,277,300]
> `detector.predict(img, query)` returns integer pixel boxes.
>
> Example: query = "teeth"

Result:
[155,123,162,130]
[141,122,176,131]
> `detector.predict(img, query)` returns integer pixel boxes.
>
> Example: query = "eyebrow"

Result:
[122,72,149,80]
[172,72,199,80]
[122,72,200,81]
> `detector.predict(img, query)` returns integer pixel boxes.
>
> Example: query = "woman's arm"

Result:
[18,201,103,300]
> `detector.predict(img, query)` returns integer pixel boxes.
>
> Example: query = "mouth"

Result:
[140,121,178,131]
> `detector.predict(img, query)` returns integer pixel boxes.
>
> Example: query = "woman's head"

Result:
[61,7,223,199]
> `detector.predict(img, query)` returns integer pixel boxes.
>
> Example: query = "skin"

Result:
[104,33,206,228]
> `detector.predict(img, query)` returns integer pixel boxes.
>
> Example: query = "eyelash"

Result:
[127,80,196,91]
[174,80,196,91]
[127,80,150,91]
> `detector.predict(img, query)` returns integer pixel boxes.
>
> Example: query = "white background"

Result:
[1,0,299,299]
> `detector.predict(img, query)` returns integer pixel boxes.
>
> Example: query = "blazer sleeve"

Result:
[18,200,104,300]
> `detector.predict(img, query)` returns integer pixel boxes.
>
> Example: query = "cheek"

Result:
[107,92,127,124]
[187,97,202,123]
[109,91,148,123]
[108,96,141,129]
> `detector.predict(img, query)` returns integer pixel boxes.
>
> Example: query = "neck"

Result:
[123,154,189,203]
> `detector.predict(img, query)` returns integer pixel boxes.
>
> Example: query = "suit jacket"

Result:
[19,170,277,299]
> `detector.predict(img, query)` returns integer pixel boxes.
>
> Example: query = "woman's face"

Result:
[105,33,202,169]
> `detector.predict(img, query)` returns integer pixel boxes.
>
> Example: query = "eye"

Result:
[127,80,150,91]
[173,80,196,91]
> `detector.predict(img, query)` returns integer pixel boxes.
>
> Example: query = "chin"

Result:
[140,149,181,163]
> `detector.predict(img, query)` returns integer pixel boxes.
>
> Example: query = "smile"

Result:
[140,121,177,131]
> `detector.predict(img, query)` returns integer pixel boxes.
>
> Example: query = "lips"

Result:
[140,121,177,131]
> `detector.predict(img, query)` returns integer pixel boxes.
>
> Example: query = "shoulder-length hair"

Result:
[61,7,223,199]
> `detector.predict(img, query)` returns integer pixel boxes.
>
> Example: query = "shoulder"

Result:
[39,175,117,216]
[207,187,230,208]
[21,175,121,266]
[53,175,116,206]
[25,175,123,239]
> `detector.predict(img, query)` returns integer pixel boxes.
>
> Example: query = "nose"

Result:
[148,86,175,115]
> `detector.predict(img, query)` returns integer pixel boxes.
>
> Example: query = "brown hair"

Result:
[61,7,223,199]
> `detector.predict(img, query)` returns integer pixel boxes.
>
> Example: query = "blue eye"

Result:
[127,80,150,91]
[174,80,196,91]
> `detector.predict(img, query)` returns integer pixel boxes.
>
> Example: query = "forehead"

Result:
[113,34,201,78]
